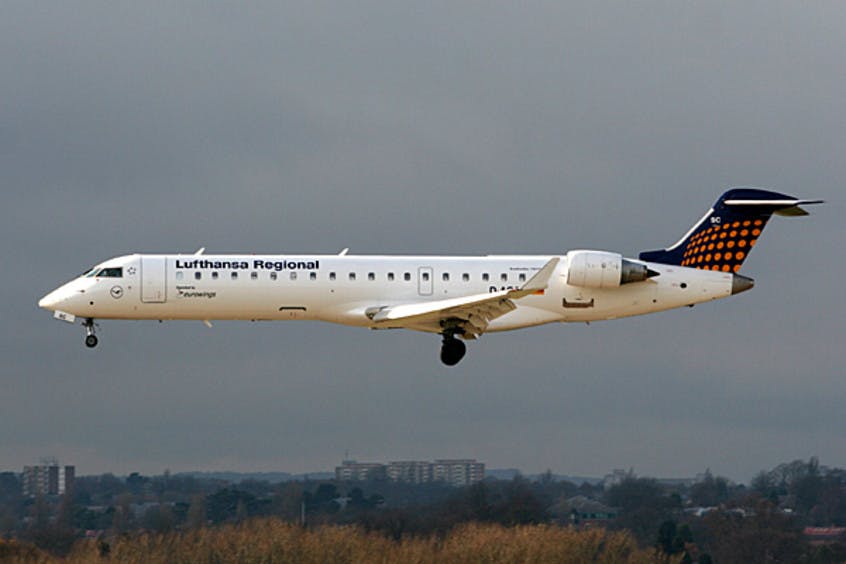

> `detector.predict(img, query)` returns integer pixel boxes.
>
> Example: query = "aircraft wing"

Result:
[368,257,559,338]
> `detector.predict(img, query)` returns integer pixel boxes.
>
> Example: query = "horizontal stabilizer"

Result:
[725,197,824,217]
[724,198,824,207]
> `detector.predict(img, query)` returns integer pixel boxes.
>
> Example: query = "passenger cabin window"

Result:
[482,273,490,281]
[270,272,277,281]
[501,273,508,282]
[422,272,430,281]
[98,267,123,277]
[176,271,184,280]
[368,272,375,281]
[231,272,238,280]
[462,273,470,282]
[519,273,526,282]
[349,273,356,281]
[290,272,297,281]
[329,272,336,281]
[212,272,219,280]
[388,272,395,281]
[195,272,202,280]
[442,273,450,281]
[404,272,411,281]
[310,272,317,281]
[251,272,258,280]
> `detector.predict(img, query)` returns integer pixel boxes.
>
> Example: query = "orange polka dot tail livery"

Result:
[640,188,824,273]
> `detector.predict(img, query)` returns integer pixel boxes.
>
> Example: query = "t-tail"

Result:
[639,188,823,274]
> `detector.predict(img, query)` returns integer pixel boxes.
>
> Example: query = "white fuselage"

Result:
[39,253,736,334]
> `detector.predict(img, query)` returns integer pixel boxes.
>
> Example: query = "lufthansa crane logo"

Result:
[110,286,124,299]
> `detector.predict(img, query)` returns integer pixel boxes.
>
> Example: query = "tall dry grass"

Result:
[2,519,676,563]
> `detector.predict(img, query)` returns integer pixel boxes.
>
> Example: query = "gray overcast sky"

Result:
[1,2,843,482]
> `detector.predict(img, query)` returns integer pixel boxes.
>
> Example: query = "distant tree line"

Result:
[2,457,846,561]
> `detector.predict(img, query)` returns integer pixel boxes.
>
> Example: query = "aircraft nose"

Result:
[39,292,55,310]
[38,289,63,310]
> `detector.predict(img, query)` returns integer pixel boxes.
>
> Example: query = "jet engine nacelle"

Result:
[565,250,652,289]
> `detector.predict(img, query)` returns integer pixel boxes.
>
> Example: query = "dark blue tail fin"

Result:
[639,188,822,272]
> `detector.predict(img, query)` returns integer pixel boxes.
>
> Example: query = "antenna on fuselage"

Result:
[338,248,349,256]
[194,247,205,255]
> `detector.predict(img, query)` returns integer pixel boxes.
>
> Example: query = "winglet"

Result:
[510,257,560,298]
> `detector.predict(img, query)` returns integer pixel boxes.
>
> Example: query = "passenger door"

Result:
[141,256,167,303]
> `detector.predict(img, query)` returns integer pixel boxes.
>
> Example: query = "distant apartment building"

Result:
[335,460,387,482]
[387,461,433,484]
[22,462,75,497]
[432,459,485,487]
[337,458,484,487]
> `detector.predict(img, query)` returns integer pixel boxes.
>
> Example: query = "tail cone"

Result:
[731,274,755,295]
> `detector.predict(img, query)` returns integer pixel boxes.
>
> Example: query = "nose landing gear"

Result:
[83,318,98,348]
[440,334,467,366]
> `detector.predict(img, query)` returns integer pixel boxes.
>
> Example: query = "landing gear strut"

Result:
[440,334,466,366]
[83,318,98,348]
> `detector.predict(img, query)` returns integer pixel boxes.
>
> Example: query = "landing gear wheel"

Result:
[82,318,98,349]
[440,337,466,366]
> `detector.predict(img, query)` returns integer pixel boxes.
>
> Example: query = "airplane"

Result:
[38,188,821,365]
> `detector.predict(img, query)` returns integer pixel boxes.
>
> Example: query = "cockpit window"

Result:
[82,267,97,277]
[97,267,123,278]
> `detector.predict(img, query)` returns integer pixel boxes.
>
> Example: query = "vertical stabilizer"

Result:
[639,188,822,272]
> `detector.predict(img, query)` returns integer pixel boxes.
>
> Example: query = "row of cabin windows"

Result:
[175,271,528,282]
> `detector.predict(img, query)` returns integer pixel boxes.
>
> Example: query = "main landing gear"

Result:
[440,333,467,366]
[83,318,98,348]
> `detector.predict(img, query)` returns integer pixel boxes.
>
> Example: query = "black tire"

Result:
[85,335,98,348]
[440,338,466,366]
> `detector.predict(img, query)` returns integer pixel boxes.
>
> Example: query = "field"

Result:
[0,519,674,563]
